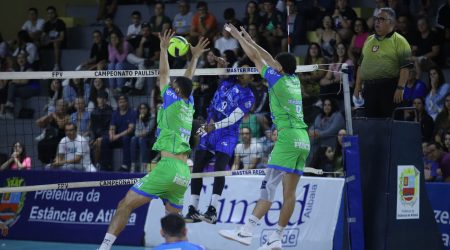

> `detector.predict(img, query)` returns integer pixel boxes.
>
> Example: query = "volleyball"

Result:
[168,36,189,57]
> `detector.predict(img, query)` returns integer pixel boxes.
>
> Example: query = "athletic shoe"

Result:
[199,205,217,224]
[184,205,201,223]
[257,238,282,250]
[218,227,253,246]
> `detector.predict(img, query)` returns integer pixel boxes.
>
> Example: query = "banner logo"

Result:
[0,177,26,228]
[398,167,419,206]
[260,228,299,248]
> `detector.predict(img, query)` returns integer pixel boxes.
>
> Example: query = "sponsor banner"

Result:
[426,183,450,249]
[145,176,344,250]
[0,170,147,245]
[396,165,420,219]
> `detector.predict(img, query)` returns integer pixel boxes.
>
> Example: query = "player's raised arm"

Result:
[184,37,210,79]
[158,29,174,90]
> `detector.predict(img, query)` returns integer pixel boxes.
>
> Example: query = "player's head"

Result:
[275,52,297,75]
[172,76,193,99]
[160,213,187,240]
[236,58,255,85]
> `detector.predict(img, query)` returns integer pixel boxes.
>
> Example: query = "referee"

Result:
[353,7,412,118]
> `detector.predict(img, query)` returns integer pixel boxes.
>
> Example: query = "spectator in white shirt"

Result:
[214,26,239,55]
[126,10,142,41]
[233,127,263,170]
[172,0,193,37]
[51,122,96,172]
[22,7,45,44]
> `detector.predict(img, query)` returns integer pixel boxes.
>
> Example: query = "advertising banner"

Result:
[426,183,450,249]
[0,170,147,246]
[145,176,344,250]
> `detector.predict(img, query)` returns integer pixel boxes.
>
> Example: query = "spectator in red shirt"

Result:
[190,1,217,45]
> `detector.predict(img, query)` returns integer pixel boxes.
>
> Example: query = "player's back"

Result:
[153,240,205,250]
[153,85,195,154]
[261,65,307,130]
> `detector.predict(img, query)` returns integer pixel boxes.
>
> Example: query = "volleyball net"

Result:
[0,64,352,193]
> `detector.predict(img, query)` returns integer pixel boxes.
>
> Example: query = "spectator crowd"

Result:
[0,0,449,182]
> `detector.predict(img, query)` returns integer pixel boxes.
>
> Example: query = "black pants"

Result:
[191,150,229,196]
[362,79,397,118]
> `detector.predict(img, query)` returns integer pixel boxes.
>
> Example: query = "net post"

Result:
[342,63,353,135]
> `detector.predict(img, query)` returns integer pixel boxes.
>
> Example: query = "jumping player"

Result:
[98,30,209,250]
[219,23,310,250]
[185,57,255,224]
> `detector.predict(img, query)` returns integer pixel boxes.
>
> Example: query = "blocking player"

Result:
[98,30,209,250]
[218,23,310,250]
[184,57,255,224]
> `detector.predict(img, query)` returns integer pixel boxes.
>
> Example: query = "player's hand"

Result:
[393,89,403,104]
[190,37,210,59]
[196,121,215,136]
[239,26,253,43]
[159,29,175,50]
[214,56,228,68]
[224,23,241,40]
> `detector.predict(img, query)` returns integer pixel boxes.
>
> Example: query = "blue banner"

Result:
[426,183,450,249]
[0,170,148,246]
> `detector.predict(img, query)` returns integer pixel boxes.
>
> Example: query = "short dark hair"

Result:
[160,213,185,237]
[131,10,141,17]
[174,76,193,98]
[117,94,128,102]
[197,1,207,9]
[46,6,57,13]
[275,52,297,75]
[28,7,38,13]
[224,8,236,20]
[65,122,77,131]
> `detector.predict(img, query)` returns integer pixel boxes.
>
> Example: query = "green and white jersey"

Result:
[152,85,194,154]
[261,65,307,130]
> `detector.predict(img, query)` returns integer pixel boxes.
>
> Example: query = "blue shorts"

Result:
[197,129,238,157]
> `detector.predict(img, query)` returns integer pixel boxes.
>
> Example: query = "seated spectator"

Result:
[434,94,450,142]
[172,0,193,37]
[45,79,63,114]
[130,103,156,173]
[240,113,262,138]
[245,23,270,53]
[396,14,416,45]
[222,50,238,68]
[13,30,39,70]
[41,6,66,71]
[87,78,117,112]
[258,127,277,167]
[349,18,369,62]
[334,129,346,175]
[126,11,142,41]
[36,99,70,164]
[319,42,353,102]
[95,0,118,25]
[102,15,123,43]
[425,67,450,120]
[300,43,327,103]
[50,122,96,172]
[331,0,357,43]
[0,142,31,171]
[127,23,160,92]
[190,1,217,44]
[427,142,450,182]
[149,1,172,36]
[90,90,113,166]
[250,74,271,132]
[443,130,450,152]
[308,98,345,156]
[100,95,136,171]
[70,97,90,140]
[422,142,441,181]
[241,1,263,30]
[77,30,108,71]
[309,145,335,177]
[63,78,91,113]
[214,26,239,55]
[107,31,132,95]
[317,15,342,62]
[403,67,427,106]
[154,213,205,250]
[411,17,443,77]
[2,52,40,119]
[223,7,243,30]
[21,7,45,44]
[407,97,434,142]
[261,0,287,55]
[233,127,263,170]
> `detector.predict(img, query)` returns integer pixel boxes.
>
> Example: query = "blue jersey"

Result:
[153,241,205,250]
[207,79,254,135]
